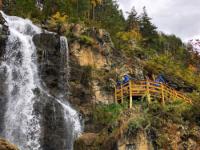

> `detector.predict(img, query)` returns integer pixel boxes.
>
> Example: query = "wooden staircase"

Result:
[114,80,192,108]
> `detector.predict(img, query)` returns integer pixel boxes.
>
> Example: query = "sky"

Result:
[118,0,200,42]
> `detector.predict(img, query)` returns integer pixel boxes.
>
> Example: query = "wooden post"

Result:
[129,80,133,108]
[114,86,117,104]
[174,91,177,101]
[146,80,151,104]
[120,84,123,104]
[161,84,165,105]
[172,90,175,101]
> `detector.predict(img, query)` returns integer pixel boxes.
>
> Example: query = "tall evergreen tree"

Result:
[139,7,158,46]
[126,7,139,31]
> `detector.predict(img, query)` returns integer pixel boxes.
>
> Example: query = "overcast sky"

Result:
[118,0,200,42]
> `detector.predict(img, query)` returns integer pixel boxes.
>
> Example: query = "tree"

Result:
[126,7,139,32]
[139,7,158,47]
[95,0,125,35]
[90,0,102,19]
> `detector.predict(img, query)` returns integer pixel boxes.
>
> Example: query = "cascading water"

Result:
[60,36,70,95]
[0,12,82,150]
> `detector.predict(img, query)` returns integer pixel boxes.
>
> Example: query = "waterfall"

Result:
[0,12,81,150]
[60,36,70,95]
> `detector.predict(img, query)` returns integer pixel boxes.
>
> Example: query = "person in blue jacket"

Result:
[122,74,130,84]
[154,74,165,87]
[116,80,121,87]
[155,75,165,83]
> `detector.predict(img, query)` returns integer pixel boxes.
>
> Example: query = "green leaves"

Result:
[93,103,125,126]
[127,116,148,136]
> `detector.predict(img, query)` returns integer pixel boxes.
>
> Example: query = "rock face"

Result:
[0,0,2,10]
[69,27,115,106]
[118,131,151,150]
[0,13,9,58]
[33,33,74,150]
[33,33,66,96]
[0,12,9,136]
[1,0,11,13]
[0,138,19,150]
[33,93,70,150]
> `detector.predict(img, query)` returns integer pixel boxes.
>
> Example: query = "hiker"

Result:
[155,74,165,83]
[153,74,165,87]
[122,74,130,84]
[116,80,121,87]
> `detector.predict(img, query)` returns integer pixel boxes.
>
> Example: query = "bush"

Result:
[183,92,200,125]
[93,103,125,126]
[145,101,190,124]
[79,35,95,45]
[47,12,68,32]
[127,116,148,136]
[145,54,200,90]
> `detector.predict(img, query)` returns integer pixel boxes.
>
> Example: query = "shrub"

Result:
[79,35,95,45]
[145,54,200,90]
[183,92,200,125]
[47,12,68,32]
[93,103,125,126]
[126,116,148,136]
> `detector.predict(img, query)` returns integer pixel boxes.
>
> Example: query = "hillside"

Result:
[0,0,200,150]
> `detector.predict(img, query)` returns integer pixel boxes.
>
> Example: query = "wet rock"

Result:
[0,138,19,150]
[33,33,66,96]
[33,92,71,150]
[33,33,76,150]
[0,13,9,59]
[0,12,9,134]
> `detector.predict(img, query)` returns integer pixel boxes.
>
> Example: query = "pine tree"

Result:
[126,7,139,31]
[139,7,158,45]
[90,0,102,19]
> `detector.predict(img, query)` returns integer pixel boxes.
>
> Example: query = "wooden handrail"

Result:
[114,79,192,107]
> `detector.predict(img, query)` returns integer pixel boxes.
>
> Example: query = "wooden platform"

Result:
[114,80,192,108]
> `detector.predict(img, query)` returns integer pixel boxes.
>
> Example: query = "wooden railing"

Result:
[114,80,192,108]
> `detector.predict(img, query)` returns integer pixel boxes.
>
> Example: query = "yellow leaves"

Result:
[48,12,68,28]
[91,0,102,7]
[117,29,142,42]
[116,29,142,56]
[188,64,197,73]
